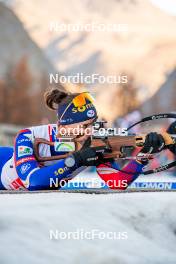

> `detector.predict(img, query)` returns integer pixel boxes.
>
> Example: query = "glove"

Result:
[141,132,165,154]
[72,137,104,167]
[73,146,104,167]
[167,121,176,154]
[167,121,176,134]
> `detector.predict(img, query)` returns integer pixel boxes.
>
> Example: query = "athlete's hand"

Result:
[73,146,104,167]
[142,132,165,154]
[67,137,104,167]
[167,121,176,154]
[167,121,176,134]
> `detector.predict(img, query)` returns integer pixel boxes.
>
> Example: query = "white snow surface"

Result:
[0,191,176,264]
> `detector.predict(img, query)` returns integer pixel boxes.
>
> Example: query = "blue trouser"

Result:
[0,147,13,190]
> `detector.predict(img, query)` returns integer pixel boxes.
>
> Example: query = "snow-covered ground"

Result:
[0,191,176,264]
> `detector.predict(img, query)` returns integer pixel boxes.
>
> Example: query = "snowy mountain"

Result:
[140,69,176,115]
[0,2,54,86]
[5,0,176,120]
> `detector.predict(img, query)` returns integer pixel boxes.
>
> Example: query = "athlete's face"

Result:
[57,118,95,142]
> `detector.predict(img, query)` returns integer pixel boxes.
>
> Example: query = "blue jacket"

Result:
[0,124,143,191]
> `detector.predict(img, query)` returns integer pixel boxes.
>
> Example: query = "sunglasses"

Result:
[59,92,95,122]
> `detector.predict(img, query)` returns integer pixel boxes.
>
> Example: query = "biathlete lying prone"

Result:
[0,89,175,191]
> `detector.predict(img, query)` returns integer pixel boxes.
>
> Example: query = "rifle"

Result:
[33,113,176,175]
